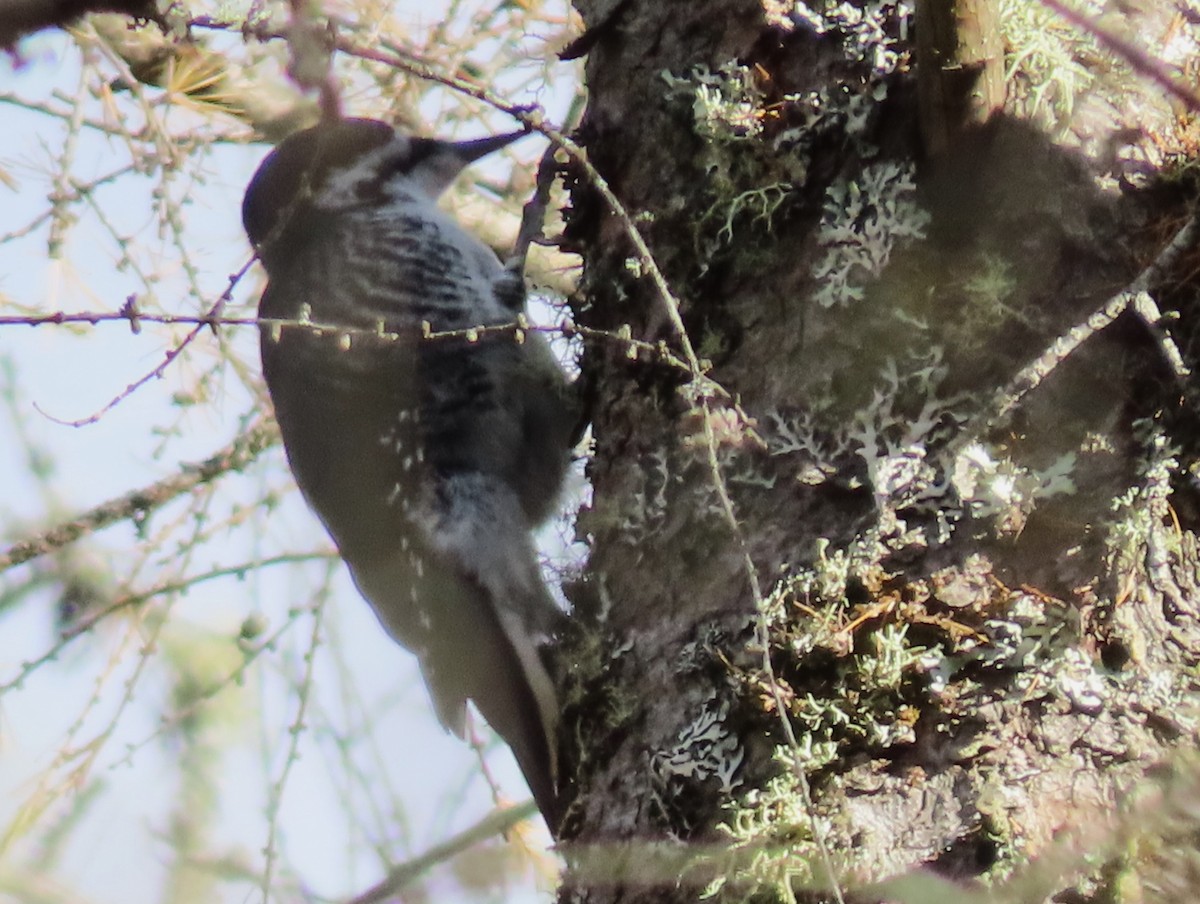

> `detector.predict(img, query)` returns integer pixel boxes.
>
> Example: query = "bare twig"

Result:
[343,802,537,904]
[465,712,512,810]
[1039,0,1200,114]
[0,164,139,245]
[964,205,1200,445]
[0,552,327,694]
[0,308,695,376]
[28,260,253,427]
[261,573,330,903]
[510,142,560,271]
[0,92,261,144]
[0,417,278,575]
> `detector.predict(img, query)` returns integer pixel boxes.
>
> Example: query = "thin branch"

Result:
[0,164,139,245]
[0,417,279,575]
[342,801,537,904]
[261,576,329,903]
[29,260,253,427]
[1038,0,1200,113]
[45,67,88,260]
[0,552,327,695]
[465,712,512,810]
[0,308,695,374]
[694,386,847,904]
[509,142,559,271]
[963,205,1200,446]
[0,92,254,144]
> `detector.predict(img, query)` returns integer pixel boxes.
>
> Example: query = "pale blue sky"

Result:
[0,8,580,901]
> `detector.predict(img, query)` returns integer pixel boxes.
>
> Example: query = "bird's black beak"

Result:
[451,130,529,164]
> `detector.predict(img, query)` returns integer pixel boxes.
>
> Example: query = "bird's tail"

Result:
[448,598,561,828]
[345,482,564,830]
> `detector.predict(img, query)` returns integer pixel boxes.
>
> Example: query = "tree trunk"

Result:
[557,1,1200,901]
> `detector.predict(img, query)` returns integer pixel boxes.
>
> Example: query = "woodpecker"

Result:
[242,118,573,827]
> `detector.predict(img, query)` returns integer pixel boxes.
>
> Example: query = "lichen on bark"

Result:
[558,1,1200,901]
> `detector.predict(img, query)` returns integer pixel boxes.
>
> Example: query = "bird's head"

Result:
[242,118,526,256]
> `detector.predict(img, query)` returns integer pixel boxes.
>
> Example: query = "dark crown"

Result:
[242,118,408,249]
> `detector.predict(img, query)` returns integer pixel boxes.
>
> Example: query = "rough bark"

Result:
[557,1,1200,902]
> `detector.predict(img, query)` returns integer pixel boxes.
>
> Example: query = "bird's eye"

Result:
[354,178,385,202]
[388,138,439,177]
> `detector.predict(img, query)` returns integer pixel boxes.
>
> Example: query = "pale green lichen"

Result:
[660,59,901,270]
[615,449,672,544]
[662,8,924,305]
[1101,420,1199,676]
[785,632,924,752]
[846,351,963,521]
[790,1,914,76]
[712,369,1191,904]
[770,349,1079,545]
[661,62,773,145]
[704,763,831,903]
[951,443,1077,536]
[703,614,927,900]
[797,538,853,607]
[999,0,1108,134]
[811,160,931,308]
[1106,421,1181,574]
[652,697,746,797]
[857,623,925,690]
[761,565,930,755]
[716,446,779,490]
[661,62,805,264]
[962,252,1019,307]
[711,182,794,250]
